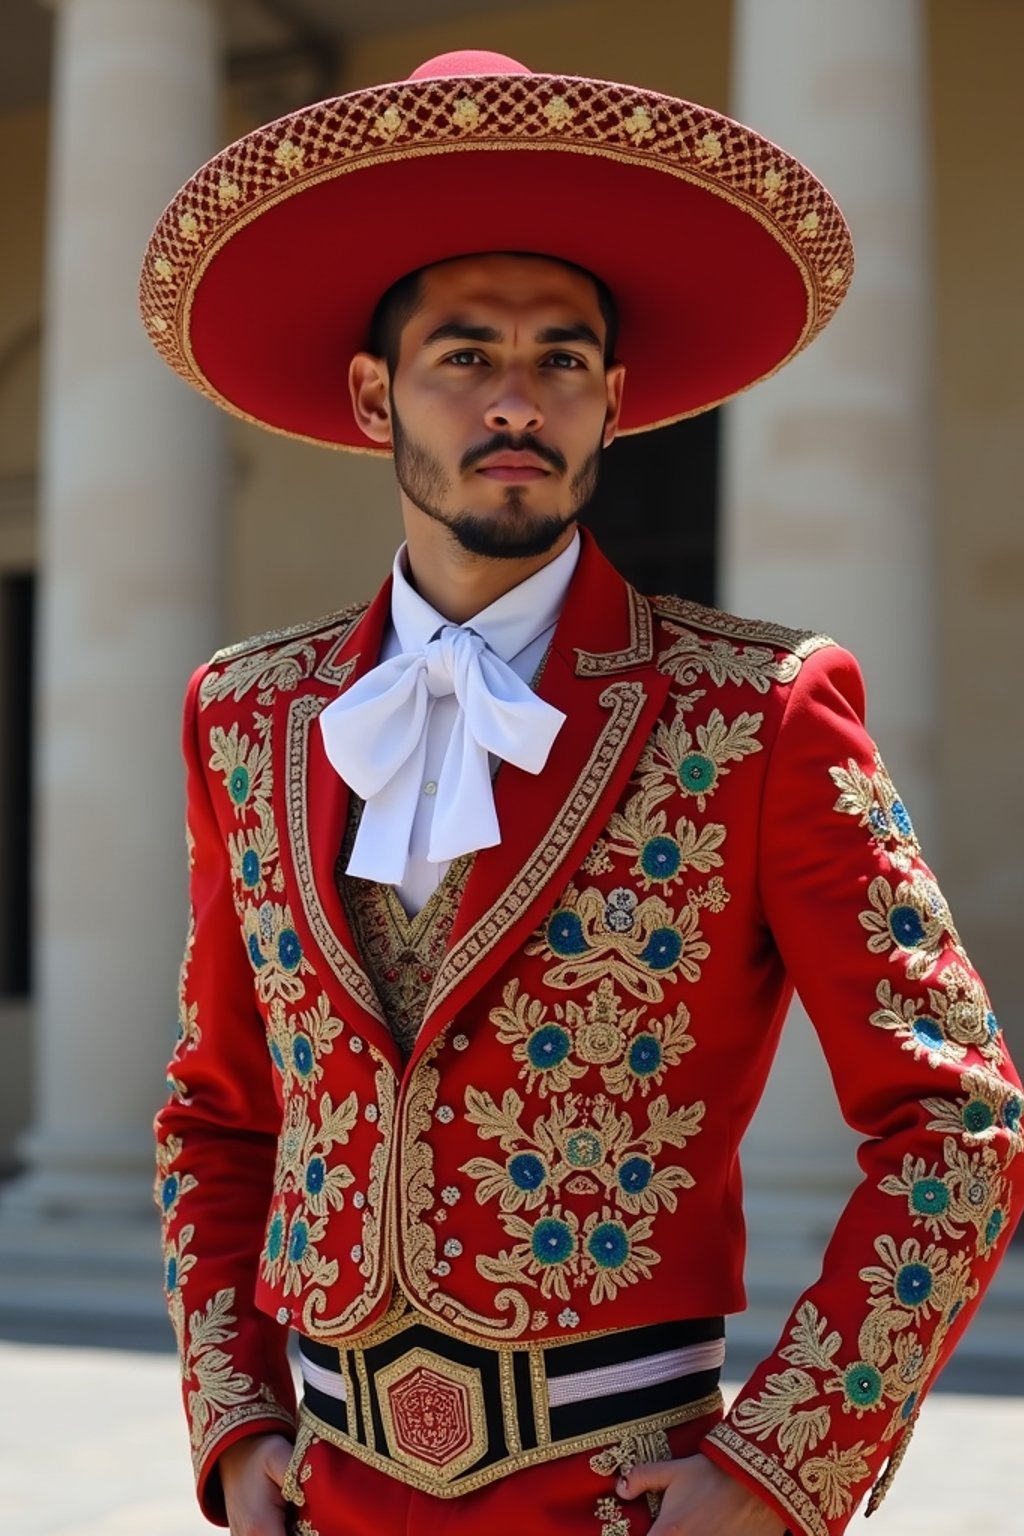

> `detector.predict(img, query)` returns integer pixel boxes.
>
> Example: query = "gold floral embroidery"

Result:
[857,873,953,980]
[207,722,272,819]
[622,104,654,145]
[452,95,481,130]
[603,783,726,891]
[274,139,305,173]
[829,752,920,871]
[375,105,405,141]
[461,1086,703,1218]
[543,95,574,128]
[528,882,711,1003]
[185,1289,258,1454]
[244,899,315,1004]
[636,706,763,811]
[200,640,316,707]
[657,622,802,694]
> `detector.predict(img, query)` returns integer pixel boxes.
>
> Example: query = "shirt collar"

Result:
[389,532,580,664]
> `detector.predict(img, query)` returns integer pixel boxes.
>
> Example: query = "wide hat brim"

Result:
[140,50,853,451]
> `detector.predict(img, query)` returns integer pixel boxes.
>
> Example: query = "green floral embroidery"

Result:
[636,705,763,813]
[208,722,272,819]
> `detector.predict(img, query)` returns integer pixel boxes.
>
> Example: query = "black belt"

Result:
[297,1314,725,1497]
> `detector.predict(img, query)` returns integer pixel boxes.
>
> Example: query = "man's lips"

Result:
[474,452,553,482]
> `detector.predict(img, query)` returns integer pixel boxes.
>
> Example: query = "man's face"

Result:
[379,255,624,560]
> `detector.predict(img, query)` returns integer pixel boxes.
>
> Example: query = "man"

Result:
[144,50,1023,1536]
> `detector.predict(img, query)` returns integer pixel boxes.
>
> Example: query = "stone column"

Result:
[722,0,935,1326]
[5,0,224,1218]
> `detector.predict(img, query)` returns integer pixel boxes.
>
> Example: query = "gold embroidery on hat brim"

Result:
[141,72,852,449]
[170,143,824,450]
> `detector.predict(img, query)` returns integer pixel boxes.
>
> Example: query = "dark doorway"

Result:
[0,573,34,997]
[584,410,718,605]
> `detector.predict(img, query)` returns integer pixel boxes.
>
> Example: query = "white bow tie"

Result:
[319,625,565,885]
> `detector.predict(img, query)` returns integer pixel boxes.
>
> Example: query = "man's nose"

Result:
[484,373,543,434]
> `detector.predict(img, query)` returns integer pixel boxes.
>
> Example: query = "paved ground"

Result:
[1,1339,1020,1535]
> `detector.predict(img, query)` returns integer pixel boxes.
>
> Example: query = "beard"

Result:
[391,406,602,560]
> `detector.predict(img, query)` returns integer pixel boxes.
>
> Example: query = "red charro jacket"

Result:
[156,531,1023,1534]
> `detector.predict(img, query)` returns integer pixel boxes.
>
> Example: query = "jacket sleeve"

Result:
[154,667,296,1524]
[700,645,1024,1536]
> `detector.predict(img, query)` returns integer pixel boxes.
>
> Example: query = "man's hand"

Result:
[617,1452,788,1535]
[220,1432,294,1536]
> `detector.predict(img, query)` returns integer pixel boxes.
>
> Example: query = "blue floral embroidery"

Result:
[617,1155,654,1195]
[895,1261,933,1307]
[508,1152,548,1192]
[627,1034,663,1077]
[1004,1096,1023,1134]
[248,933,266,969]
[889,904,927,949]
[640,835,683,882]
[160,1174,180,1212]
[305,1156,326,1196]
[526,1023,572,1071]
[587,1220,630,1269]
[165,1254,179,1292]
[901,1391,918,1421]
[264,1211,285,1264]
[241,849,261,888]
[291,1033,314,1079]
[288,1218,310,1265]
[531,1217,576,1266]
[547,911,587,957]
[278,928,302,972]
[269,1038,285,1073]
[639,927,683,971]
[911,1017,945,1050]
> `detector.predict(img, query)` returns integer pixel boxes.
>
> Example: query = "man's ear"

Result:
[602,361,627,449]
[349,353,392,446]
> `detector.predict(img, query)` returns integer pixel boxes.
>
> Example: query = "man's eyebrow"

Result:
[422,321,502,346]
[535,324,603,350]
[421,320,604,349]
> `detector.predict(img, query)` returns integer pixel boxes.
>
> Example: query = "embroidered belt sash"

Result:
[296,1315,725,1497]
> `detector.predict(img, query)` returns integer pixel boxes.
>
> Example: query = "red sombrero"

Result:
[139,49,853,451]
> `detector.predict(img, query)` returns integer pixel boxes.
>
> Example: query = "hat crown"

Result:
[407,50,531,81]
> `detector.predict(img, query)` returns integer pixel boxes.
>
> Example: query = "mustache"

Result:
[460,433,568,476]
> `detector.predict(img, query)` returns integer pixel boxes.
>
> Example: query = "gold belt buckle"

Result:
[375,1346,488,1483]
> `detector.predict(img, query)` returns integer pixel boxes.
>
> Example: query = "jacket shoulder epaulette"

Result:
[650,593,834,661]
[209,599,370,667]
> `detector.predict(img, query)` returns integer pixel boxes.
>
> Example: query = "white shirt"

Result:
[378,533,580,915]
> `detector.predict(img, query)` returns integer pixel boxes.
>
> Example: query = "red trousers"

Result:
[284,1407,721,1536]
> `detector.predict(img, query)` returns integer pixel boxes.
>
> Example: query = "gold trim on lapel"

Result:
[285,693,386,1028]
[409,533,670,1062]
[276,586,397,1047]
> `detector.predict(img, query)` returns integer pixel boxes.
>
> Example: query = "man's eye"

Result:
[444,350,485,366]
[543,352,585,369]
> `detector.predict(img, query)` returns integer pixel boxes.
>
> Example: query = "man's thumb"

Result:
[262,1434,295,1489]
[617,1459,673,1498]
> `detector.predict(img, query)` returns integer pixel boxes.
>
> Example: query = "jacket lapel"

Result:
[275,580,401,1062]
[412,532,669,1062]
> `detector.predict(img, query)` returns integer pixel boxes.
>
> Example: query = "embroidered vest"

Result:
[335,798,473,1059]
